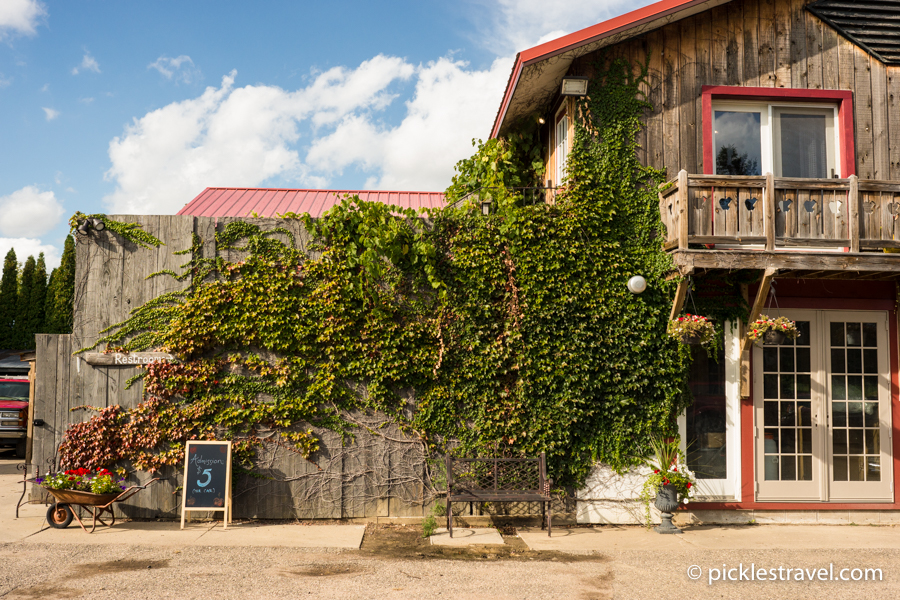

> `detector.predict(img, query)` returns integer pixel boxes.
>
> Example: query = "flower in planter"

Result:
[40,468,126,495]
[667,313,716,346]
[746,315,800,344]
[637,435,697,527]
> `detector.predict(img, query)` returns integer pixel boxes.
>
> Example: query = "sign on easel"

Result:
[180,440,232,529]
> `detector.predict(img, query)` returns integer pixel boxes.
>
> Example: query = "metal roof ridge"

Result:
[198,186,444,194]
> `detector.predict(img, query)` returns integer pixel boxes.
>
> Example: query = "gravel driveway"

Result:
[2,526,900,600]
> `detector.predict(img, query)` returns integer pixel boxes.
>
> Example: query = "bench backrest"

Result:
[445,453,549,498]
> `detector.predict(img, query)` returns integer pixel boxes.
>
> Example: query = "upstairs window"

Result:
[555,110,568,185]
[713,102,838,178]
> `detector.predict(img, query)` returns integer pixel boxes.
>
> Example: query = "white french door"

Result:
[754,310,893,502]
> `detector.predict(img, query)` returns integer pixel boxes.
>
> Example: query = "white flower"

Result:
[683,498,690,504]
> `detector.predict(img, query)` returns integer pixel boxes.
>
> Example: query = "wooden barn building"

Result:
[495,0,900,521]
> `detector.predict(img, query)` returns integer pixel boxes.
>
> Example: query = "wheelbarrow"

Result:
[42,478,161,533]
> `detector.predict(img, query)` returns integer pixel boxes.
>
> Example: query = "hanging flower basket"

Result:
[748,315,800,346]
[667,314,715,346]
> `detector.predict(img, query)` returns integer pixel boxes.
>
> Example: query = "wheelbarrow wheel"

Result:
[47,503,73,529]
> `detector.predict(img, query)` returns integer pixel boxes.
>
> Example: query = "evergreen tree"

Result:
[21,253,48,348]
[46,236,75,334]
[0,249,17,349]
[14,256,35,349]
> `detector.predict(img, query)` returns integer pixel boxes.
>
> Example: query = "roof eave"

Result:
[490,0,730,138]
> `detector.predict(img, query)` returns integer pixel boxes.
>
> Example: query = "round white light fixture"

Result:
[627,275,647,294]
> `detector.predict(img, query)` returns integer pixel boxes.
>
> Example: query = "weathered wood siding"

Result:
[31,215,433,520]
[570,0,900,181]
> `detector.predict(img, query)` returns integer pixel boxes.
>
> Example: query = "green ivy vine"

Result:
[60,54,698,490]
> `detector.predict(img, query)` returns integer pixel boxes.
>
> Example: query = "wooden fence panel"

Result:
[31,216,463,519]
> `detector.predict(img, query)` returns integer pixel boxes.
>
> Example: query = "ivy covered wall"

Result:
[53,56,692,505]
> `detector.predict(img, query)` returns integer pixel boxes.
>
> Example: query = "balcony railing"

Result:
[456,186,561,212]
[658,171,900,253]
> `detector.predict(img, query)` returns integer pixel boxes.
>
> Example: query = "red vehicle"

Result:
[0,378,28,458]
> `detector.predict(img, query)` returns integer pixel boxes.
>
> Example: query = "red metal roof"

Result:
[177,188,446,219]
[491,0,730,138]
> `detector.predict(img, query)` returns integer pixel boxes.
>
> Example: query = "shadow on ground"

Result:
[359,524,607,563]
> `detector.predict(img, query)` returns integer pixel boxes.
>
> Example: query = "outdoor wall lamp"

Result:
[481,200,492,216]
[627,275,647,294]
[76,218,106,235]
[561,76,589,97]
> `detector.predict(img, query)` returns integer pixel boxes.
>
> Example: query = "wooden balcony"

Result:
[658,171,900,280]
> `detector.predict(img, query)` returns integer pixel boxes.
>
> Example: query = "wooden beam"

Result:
[739,284,750,399]
[670,278,690,321]
[670,249,900,273]
[849,174,860,254]
[82,352,176,366]
[677,170,689,251]
[740,267,778,356]
[764,172,775,251]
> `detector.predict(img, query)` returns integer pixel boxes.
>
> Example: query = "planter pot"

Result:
[653,484,682,534]
[763,329,787,345]
[680,333,703,346]
[43,488,120,505]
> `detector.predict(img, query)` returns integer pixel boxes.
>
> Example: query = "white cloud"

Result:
[0,74,11,88]
[0,238,60,270]
[148,55,201,84]
[102,1,659,214]
[307,56,511,191]
[41,106,59,121]
[104,56,417,214]
[472,0,657,54]
[0,0,45,41]
[0,186,65,237]
[72,51,100,75]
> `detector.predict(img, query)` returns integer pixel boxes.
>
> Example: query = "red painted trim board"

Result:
[491,0,718,138]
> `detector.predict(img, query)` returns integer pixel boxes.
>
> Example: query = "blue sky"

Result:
[0,0,652,269]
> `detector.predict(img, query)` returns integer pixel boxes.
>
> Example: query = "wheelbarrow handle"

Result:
[105,477,163,506]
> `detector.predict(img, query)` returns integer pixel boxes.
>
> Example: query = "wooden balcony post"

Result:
[669,267,694,321]
[849,174,860,253]
[677,170,689,250]
[764,172,775,251]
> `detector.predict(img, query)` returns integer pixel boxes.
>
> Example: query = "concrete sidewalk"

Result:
[517,523,900,553]
[1,468,365,548]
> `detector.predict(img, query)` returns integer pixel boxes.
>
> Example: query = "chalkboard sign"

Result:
[180,441,232,529]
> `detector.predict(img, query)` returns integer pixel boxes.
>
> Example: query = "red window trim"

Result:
[701,86,856,178]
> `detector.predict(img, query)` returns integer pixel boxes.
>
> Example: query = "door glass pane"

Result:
[762,321,813,482]
[830,321,881,483]
[868,457,881,481]
[714,111,762,175]
[687,344,727,480]
[778,113,827,178]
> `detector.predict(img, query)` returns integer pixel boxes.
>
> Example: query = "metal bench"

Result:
[445,453,552,537]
